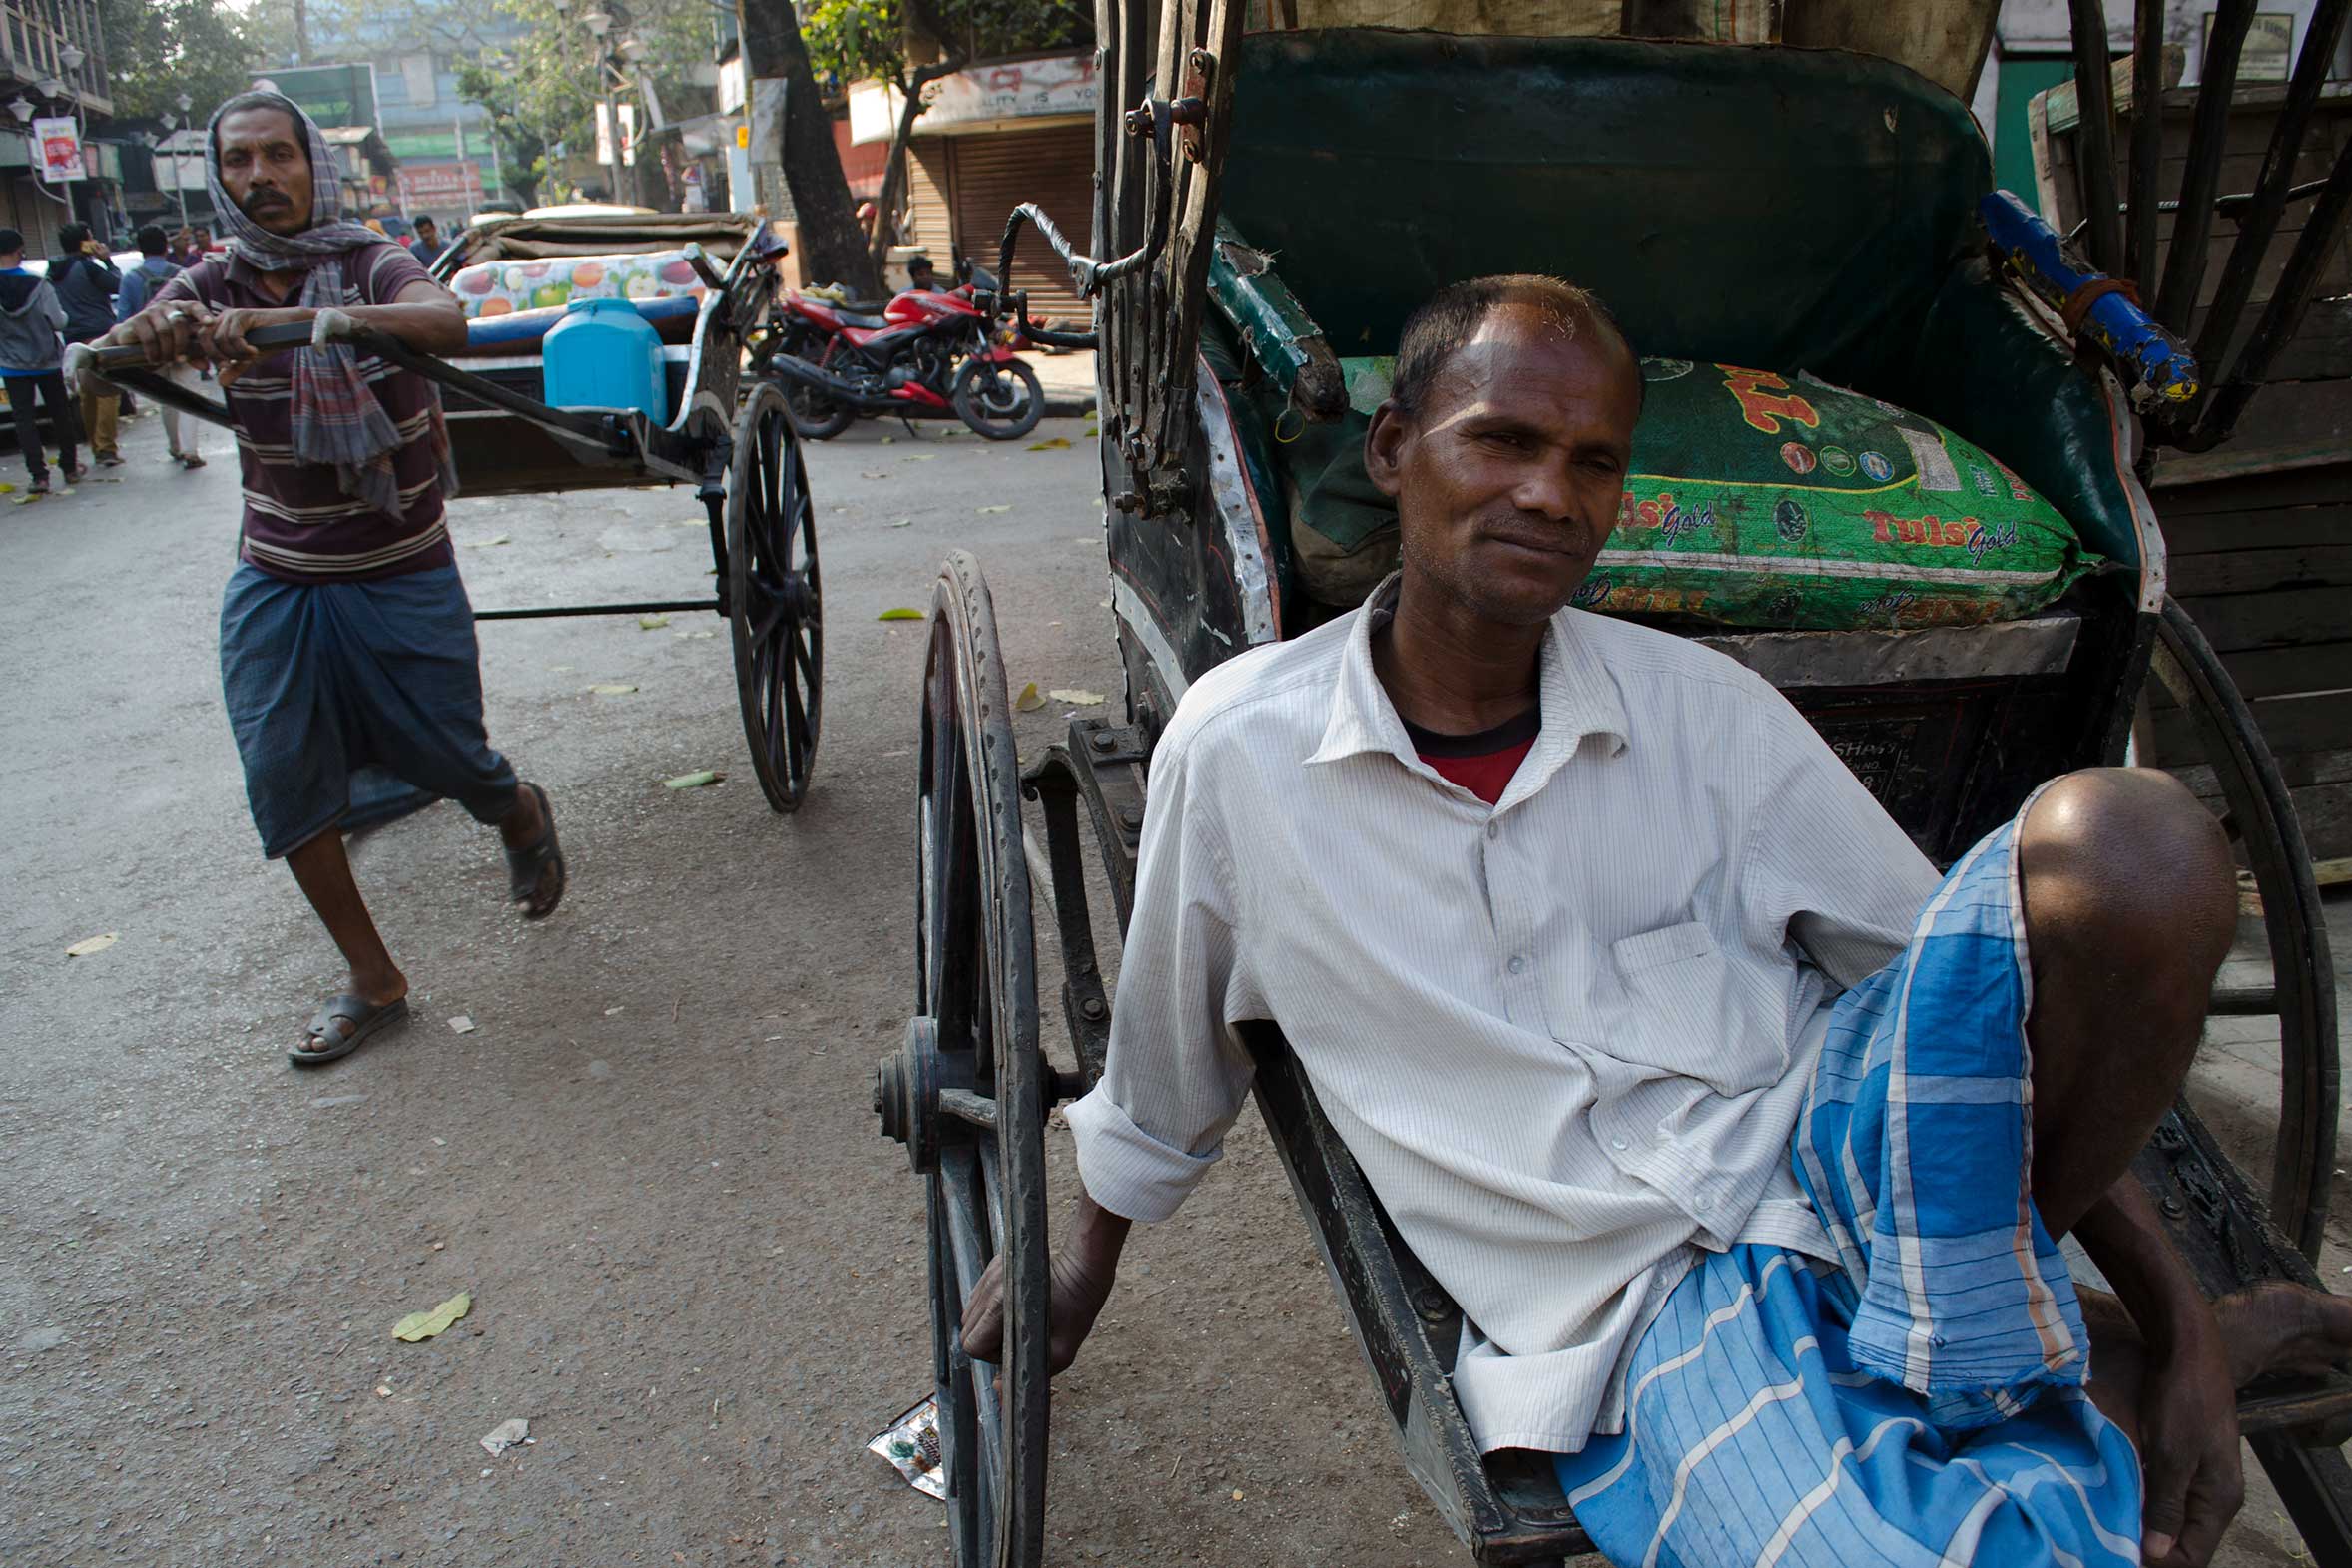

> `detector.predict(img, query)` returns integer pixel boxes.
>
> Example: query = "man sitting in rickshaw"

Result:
[965,275,2352,1567]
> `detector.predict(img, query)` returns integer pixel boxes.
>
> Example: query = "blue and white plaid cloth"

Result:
[1554,790,2144,1567]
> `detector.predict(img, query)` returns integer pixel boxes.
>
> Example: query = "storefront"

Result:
[852,53,1098,322]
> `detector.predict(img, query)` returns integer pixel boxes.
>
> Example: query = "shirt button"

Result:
[1485,821,1500,840]
[1610,1137,1628,1151]
[1506,955,1526,975]
[1693,1195,1713,1212]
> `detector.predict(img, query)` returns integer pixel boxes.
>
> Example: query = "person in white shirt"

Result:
[963,275,2352,1567]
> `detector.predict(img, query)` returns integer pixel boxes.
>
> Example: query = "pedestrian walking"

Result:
[0,227,82,494]
[51,223,123,466]
[93,91,567,1068]
[116,225,205,469]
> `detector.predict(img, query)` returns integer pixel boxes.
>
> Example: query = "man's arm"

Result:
[200,277,468,371]
[2073,1179,2242,1566]
[963,721,1257,1372]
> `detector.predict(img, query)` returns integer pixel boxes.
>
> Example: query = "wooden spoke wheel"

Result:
[727,383,823,812]
[2153,596,2339,1261]
[875,551,1049,1567]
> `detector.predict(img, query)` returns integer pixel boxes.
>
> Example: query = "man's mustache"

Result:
[241,189,292,213]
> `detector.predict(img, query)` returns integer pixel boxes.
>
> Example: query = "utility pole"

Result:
[734,0,879,294]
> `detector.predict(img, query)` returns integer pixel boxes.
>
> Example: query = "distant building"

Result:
[0,0,121,253]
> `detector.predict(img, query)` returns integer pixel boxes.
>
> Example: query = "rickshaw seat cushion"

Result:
[1216,30,2143,579]
[1273,354,2102,630]
[454,293,701,358]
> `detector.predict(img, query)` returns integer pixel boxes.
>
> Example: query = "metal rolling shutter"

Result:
[946,124,1094,323]
[905,139,954,265]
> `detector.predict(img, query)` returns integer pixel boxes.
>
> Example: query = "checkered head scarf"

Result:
[206,91,434,517]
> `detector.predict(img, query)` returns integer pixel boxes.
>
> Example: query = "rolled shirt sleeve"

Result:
[1065,714,1261,1223]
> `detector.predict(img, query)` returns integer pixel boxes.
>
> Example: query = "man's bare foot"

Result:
[2213,1281,2352,1386]
[295,972,409,1057]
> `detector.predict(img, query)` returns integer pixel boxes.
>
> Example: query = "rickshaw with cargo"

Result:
[82,211,826,812]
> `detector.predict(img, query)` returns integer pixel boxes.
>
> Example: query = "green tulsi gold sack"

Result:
[1289,357,2102,631]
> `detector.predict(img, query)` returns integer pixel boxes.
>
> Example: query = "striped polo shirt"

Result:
[150,242,454,583]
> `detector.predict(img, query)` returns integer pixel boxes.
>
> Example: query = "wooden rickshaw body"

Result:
[883,5,2352,1563]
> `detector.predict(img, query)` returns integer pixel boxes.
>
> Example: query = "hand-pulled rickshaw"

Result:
[872,0,2352,1562]
[83,212,825,812]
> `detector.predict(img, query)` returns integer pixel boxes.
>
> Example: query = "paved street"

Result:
[4,388,2349,1567]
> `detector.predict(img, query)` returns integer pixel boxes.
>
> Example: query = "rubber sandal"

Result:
[291,993,409,1067]
[504,782,567,920]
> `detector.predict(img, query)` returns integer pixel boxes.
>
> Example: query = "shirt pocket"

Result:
[1607,921,1782,1095]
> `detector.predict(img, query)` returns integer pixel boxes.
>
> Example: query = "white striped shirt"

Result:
[1066,578,1942,1454]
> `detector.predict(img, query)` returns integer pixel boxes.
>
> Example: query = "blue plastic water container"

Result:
[542,297,669,423]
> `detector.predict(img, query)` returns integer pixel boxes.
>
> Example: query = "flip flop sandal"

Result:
[504,782,567,921]
[291,993,410,1067]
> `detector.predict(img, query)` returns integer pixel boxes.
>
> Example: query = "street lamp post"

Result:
[581,7,627,206]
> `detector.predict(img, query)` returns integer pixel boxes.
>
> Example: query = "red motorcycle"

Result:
[756,265,1045,441]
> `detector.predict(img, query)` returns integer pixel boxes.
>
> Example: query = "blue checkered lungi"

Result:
[1553,790,2144,1567]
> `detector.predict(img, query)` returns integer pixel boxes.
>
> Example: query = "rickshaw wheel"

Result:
[902,551,1049,1567]
[2152,596,2339,1261]
[726,383,823,812]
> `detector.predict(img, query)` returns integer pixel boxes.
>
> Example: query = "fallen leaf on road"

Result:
[0,482,12,492]
[878,608,923,621]
[861,470,890,480]
[376,1385,393,1397]
[880,435,895,445]
[672,629,716,640]
[65,932,118,958]
[391,1292,472,1342]
[1026,437,1071,451]
[1082,426,1099,438]
[664,770,724,789]
[588,684,638,695]
[887,517,912,528]
[901,454,935,463]
[480,1418,530,1455]
[975,504,1011,515]
[638,614,669,630]
[447,1015,476,1034]
[1048,689,1106,706]
[1014,682,1044,712]
[463,534,511,549]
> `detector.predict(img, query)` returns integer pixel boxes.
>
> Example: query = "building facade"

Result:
[0,0,118,254]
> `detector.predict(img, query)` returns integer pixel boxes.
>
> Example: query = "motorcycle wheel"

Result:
[782,378,857,442]
[951,357,1045,441]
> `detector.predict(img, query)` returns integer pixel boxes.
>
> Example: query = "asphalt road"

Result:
[4,394,2348,1568]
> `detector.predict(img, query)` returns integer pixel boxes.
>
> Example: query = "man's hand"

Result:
[961,1195,1131,1376]
[106,300,219,370]
[200,306,315,386]
[2134,1307,2244,1567]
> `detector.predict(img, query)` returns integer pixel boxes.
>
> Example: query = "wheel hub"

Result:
[876,1016,951,1173]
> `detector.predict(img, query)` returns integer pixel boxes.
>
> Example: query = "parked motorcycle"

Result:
[755,265,1046,442]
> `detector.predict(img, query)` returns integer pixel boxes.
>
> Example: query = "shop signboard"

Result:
[33,116,80,183]
[397,161,486,209]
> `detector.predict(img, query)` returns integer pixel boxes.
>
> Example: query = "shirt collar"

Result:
[1304,573,1630,808]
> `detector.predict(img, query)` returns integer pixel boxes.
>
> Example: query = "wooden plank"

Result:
[2167,544,2352,595]
[2176,746,2352,794]
[2162,507,2352,558]
[2216,641,2352,700]
[2153,464,2352,517]
[2153,381,2352,488]
[2175,584,2352,651]
[2153,687,2352,760]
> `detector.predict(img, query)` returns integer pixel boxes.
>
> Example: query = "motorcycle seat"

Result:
[835,308,889,330]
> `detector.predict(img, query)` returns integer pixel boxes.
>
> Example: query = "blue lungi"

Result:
[219,563,519,859]
[1554,791,2143,1567]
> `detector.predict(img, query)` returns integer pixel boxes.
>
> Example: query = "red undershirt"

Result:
[1403,708,1542,806]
